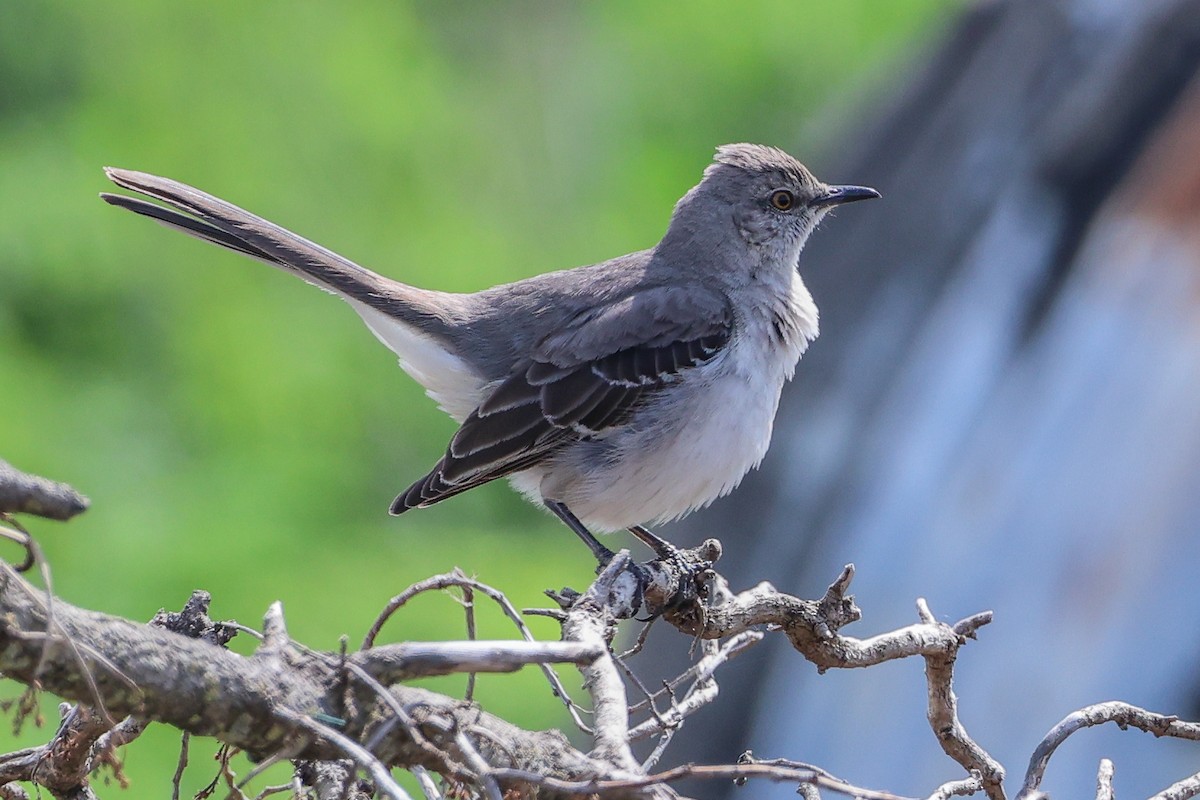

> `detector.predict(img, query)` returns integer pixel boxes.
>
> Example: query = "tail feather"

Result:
[101,192,279,265]
[102,167,491,422]
[102,167,441,331]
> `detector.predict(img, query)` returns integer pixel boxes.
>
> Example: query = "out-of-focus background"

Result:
[4,1,1200,798]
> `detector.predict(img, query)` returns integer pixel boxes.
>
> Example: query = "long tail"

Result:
[101,168,447,333]
[102,169,490,420]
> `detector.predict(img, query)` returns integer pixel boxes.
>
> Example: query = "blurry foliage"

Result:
[0,1,955,795]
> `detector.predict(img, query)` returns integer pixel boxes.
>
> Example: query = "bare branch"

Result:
[453,730,501,800]
[628,631,761,741]
[0,782,31,800]
[282,708,413,800]
[633,553,1004,797]
[260,600,290,655]
[363,569,592,733]
[651,552,990,676]
[0,521,35,573]
[0,561,635,799]
[1019,702,1200,799]
[9,523,1197,800]
[410,766,442,800]
[493,759,919,800]
[628,630,760,716]
[170,732,189,800]
[926,774,985,800]
[618,618,656,659]
[0,460,88,521]
[0,587,238,798]
[296,760,374,800]
[559,553,644,777]
[1150,769,1200,800]
[1096,759,1114,800]
[352,639,601,682]
[919,598,1005,800]
[458,569,478,703]
[252,782,296,800]
[0,704,109,792]
[638,674,711,771]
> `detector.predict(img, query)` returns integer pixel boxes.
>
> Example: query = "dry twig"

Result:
[1019,702,1200,800]
[3,459,1197,800]
[0,460,88,521]
[1095,759,1114,800]
[362,569,592,732]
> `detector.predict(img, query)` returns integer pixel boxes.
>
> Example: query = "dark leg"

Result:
[627,525,680,559]
[545,500,615,564]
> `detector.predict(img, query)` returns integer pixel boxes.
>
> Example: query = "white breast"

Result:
[525,272,819,531]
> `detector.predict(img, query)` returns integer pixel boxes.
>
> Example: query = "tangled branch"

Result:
[2,464,1199,800]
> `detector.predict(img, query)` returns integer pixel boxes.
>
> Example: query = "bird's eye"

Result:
[769,190,794,211]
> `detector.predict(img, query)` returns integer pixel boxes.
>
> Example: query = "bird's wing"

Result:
[391,285,733,512]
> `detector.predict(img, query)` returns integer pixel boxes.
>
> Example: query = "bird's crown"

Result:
[708,143,819,190]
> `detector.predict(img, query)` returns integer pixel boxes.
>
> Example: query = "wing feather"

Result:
[390,286,733,513]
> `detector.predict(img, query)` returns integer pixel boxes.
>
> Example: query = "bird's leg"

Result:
[627,525,680,560]
[545,500,616,564]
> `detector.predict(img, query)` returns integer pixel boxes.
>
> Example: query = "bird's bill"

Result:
[809,184,881,209]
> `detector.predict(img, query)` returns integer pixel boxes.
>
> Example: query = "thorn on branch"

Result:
[259,602,290,656]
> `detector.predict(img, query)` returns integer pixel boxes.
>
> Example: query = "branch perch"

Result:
[3,473,1195,800]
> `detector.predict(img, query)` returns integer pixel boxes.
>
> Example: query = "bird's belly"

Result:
[517,351,790,532]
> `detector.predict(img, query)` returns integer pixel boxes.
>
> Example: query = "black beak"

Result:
[809,184,881,209]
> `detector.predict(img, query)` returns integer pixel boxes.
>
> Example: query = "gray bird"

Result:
[102,144,877,561]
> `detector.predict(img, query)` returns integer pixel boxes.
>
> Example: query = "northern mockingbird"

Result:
[102,144,877,561]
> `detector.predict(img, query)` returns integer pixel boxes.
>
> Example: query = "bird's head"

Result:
[664,143,878,276]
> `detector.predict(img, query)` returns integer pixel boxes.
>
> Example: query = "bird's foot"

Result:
[630,536,723,620]
[626,524,680,561]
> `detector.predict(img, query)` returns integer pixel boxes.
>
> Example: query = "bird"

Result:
[101,144,878,562]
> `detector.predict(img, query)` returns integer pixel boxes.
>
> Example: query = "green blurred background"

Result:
[0,1,956,795]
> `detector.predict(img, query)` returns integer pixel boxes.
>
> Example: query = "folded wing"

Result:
[391,285,732,512]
